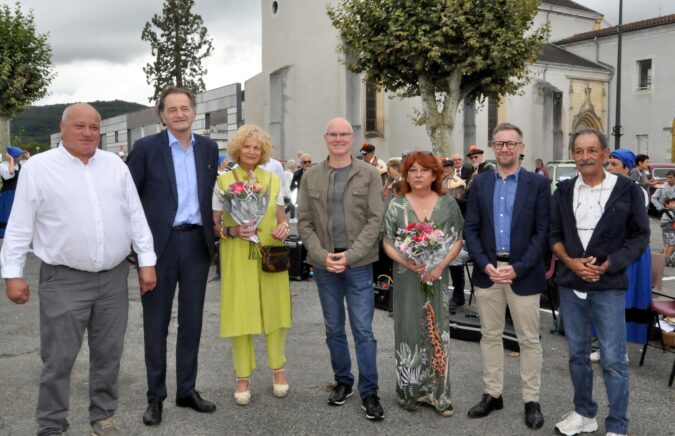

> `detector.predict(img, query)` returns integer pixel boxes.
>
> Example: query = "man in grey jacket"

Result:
[297,117,385,421]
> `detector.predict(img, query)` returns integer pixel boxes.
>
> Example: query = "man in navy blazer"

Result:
[464,123,550,430]
[126,87,219,426]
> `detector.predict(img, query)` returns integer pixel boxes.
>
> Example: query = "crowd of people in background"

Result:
[0,86,665,436]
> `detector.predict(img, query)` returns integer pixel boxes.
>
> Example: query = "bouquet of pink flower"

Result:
[394,220,457,296]
[216,174,269,244]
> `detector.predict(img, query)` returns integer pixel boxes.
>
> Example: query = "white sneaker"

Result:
[589,351,629,364]
[606,433,627,436]
[289,218,298,224]
[554,411,598,435]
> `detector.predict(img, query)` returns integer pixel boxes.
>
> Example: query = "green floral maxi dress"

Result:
[382,195,463,413]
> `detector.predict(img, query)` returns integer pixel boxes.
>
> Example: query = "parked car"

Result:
[545,160,577,193]
[648,162,675,185]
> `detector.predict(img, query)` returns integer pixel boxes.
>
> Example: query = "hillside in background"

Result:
[10,100,148,145]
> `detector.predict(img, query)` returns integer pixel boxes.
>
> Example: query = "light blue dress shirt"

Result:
[493,169,520,253]
[168,130,202,226]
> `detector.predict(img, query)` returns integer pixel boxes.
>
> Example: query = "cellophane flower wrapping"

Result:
[394,220,457,296]
[216,174,269,245]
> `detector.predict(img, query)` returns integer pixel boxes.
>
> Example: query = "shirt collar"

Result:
[574,169,616,190]
[58,141,98,163]
[495,167,521,182]
[167,130,195,150]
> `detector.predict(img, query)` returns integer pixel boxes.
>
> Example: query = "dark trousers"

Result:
[449,264,466,305]
[284,198,296,219]
[37,261,129,435]
[142,228,210,402]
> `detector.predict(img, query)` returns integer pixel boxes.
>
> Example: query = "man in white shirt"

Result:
[283,159,297,221]
[1,103,157,436]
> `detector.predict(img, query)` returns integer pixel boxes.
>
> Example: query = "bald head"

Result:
[323,117,355,160]
[62,103,101,124]
[59,103,101,163]
[325,117,352,134]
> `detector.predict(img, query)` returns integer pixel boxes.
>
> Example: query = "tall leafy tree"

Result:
[327,0,548,156]
[0,3,55,156]
[141,0,214,103]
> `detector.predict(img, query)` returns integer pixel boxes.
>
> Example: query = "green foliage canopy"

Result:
[141,0,213,103]
[0,2,55,118]
[327,0,548,155]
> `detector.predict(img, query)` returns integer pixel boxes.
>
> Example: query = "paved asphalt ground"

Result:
[1,217,674,435]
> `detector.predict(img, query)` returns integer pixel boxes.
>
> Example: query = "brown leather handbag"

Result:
[261,245,290,273]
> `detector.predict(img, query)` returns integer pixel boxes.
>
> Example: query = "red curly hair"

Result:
[399,151,445,196]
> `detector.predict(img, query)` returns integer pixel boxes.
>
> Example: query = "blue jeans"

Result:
[559,287,629,435]
[314,264,379,398]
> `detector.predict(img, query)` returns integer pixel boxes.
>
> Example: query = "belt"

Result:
[496,253,510,263]
[172,224,202,232]
[334,248,347,253]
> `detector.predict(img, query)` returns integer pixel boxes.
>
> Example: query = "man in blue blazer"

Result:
[464,123,550,430]
[126,87,219,426]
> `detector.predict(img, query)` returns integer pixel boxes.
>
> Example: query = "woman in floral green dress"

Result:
[382,151,463,416]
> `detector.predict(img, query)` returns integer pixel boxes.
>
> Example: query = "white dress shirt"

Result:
[1,145,156,278]
[0,161,20,180]
[573,170,618,250]
[261,158,288,198]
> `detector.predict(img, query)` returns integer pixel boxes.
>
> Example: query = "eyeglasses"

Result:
[302,160,312,164]
[469,155,481,160]
[491,141,521,150]
[452,158,463,161]
[325,132,355,139]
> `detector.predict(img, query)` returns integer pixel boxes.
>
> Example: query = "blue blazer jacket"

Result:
[126,130,219,260]
[464,168,550,295]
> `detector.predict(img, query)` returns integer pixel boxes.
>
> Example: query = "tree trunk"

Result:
[418,74,463,157]
[0,117,10,159]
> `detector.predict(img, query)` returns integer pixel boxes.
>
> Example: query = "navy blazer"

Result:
[550,175,650,292]
[464,167,550,295]
[126,130,219,260]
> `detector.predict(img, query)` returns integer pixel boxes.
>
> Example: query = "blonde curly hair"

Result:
[227,124,273,165]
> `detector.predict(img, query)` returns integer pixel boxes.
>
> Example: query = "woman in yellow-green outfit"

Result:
[212,125,292,406]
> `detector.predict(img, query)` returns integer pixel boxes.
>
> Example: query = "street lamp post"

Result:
[612,0,623,149]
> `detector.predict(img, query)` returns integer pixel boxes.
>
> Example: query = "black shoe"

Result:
[361,394,384,420]
[327,382,353,406]
[467,394,503,418]
[448,300,463,313]
[524,401,544,429]
[142,400,162,426]
[176,391,216,413]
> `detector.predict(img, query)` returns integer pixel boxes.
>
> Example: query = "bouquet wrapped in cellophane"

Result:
[394,220,457,296]
[216,170,270,257]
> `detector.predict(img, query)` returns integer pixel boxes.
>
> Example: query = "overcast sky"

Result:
[4,0,675,106]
